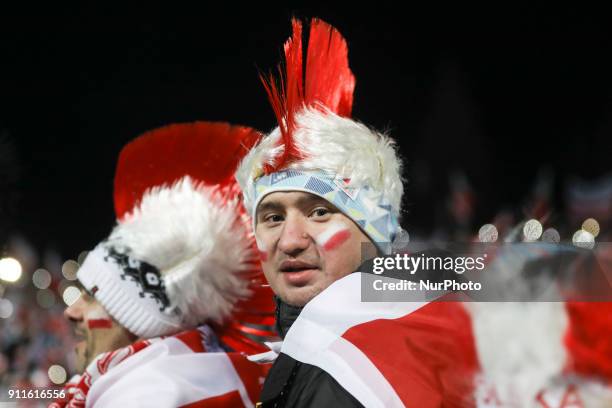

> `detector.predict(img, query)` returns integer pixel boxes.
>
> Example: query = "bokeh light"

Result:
[478,224,498,242]
[0,299,14,319]
[48,365,67,385]
[522,219,543,242]
[62,286,81,306]
[572,229,595,249]
[30,369,48,387]
[0,257,22,283]
[62,260,79,281]
[36,289,56,309]
[32,268,52,289]
[581,218,600,238]
[541,228,560,244]
[57,279,72,297]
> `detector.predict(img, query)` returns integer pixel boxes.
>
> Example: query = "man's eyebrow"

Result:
[256,201,285,218]
[257,195,338,217]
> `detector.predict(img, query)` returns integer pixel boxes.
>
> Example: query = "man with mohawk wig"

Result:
[237,18,479,407]
[52,122,276,407]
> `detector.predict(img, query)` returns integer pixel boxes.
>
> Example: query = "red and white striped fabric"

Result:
[281,273,612,407]
[280,273,479,408]
[50,326,268,408]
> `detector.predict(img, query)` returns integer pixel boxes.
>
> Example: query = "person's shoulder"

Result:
[294,362,363,407]
[89,345,246,406]
[260,353,363,408]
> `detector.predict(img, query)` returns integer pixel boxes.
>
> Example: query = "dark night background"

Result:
[0,5,610,260]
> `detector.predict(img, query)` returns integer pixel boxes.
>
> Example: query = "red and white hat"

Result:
[468,246,612,406]
[77,122,276,351]
[236,18,404,252]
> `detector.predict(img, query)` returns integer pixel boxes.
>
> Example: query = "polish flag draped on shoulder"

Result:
[279,272,479,408]
[278,244,612,407]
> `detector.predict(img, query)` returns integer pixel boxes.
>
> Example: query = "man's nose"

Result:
[64,296,85,322]
[277,214,311,256]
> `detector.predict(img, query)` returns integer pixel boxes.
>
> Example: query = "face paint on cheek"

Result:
[87,319,113,329]
[256,236,268,262]
[85,305,113,330]
[315,222,352,252]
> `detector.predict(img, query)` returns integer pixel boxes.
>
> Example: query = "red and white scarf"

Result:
[50,325,269,408]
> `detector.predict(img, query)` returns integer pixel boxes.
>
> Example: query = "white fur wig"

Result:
[469,301,569,407]
[237,106,404,218]
[78,176,254,338]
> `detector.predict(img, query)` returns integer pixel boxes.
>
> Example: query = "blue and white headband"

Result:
[252,169,399,253]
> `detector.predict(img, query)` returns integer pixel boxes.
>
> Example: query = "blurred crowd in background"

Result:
[0,243,84,397]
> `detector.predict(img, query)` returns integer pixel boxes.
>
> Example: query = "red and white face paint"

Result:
[85,303,113,329]
[314,221,352,252]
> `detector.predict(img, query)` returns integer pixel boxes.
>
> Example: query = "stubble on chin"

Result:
[73,343,88,373]
[81,334,96,372]
[281,282,324,307]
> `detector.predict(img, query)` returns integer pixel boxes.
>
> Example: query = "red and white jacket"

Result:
[50,325,268,408]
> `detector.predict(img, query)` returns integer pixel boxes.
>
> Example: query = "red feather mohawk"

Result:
[260,18,356,174]
[112,121,276,353]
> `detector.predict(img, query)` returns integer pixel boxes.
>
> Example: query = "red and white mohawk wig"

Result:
[77,122,276,353]
[236,18,404,251]
[257,18,356,174]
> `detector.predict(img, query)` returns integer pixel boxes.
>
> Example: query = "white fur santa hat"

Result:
[236,18,404,252]
[78,122,276,351]
[466,244,612,407]
[394,244,612,406]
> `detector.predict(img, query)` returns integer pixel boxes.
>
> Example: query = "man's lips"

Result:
[279,260,319,286]
[279,260,318,272]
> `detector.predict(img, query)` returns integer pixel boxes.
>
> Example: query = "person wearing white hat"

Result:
[239,17,612,408]
[236,18,408,407]
[53,122,276,407]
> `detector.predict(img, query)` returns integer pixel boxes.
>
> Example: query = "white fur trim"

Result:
[236,107,404,217]
[81,176,255,338]
[468,302,569,407]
